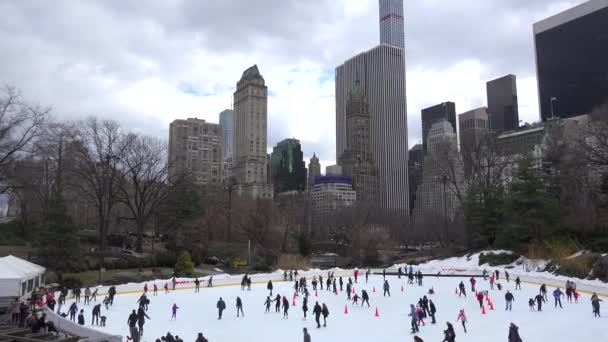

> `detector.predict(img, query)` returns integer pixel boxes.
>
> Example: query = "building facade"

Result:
[268,138,306,193]
[534,0,608,120]
[219,109,233,161]
[379,0,405,49]
[459,107,490,153]
[421,102,457,155]
[168,118,224,185]
[407,143,423,216]
[339,80,380,203]
[307,154,321,190]
[311,175,357,223]
[232,65,273,198]
[487,74,519,132]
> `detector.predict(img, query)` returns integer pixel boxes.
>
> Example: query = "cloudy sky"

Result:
[0,0,585,169]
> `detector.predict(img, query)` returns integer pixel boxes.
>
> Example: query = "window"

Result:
[22,282,26,296]
[27,279,33,292]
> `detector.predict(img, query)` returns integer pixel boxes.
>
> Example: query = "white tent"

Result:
[0,255,46,298]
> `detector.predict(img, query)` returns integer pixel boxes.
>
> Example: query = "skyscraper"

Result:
[407,143,423,216]
[307,154,321,190]
[168,118,224,185]
[379,0,405,49]
[335,0,408,213]
[534,0,608,120]
[339,80,379,203]
[458,107,490,178]
[232,65,273,198]
[268,138,306,194]
[219,109,233,161]
[487,75,519,132]
[420,102,457,155]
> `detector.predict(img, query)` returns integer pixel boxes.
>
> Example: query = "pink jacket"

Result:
[457,311,467,322]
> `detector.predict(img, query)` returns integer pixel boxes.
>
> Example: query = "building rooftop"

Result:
[240,64,264,82]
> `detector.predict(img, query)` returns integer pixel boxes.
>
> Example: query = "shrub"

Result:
[591,256,608,281]
[275,254,311,270]
[478,252,519,266]
[156,254,177,268]
[174,251,195,276]
[113,259,129,270]
[229,257,247,267]
[556,254,598,279]
[61,277,83,289]
[252,263,272,272]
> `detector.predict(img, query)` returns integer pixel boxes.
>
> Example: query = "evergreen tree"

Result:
[174,250,195,276]
[464,183,505,248]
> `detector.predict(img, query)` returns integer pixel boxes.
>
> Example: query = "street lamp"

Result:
[550,97,558,119]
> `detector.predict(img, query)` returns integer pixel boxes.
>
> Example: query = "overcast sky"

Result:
[0,0,585,169]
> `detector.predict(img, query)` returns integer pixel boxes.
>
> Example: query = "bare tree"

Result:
[117,134,172,253]
[0,86,48,193]
[72,118,128,258]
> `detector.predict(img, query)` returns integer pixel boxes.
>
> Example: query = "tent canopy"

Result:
[0,255,46,280]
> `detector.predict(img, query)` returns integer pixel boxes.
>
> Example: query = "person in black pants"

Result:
[236,297,244,317]
[92,304,101,325]
[321,303,329,327]
[68,303,78,321]
[361,290,370,307]
[313,302,322,328]
[429,300,437,324]
[383,280,390,297]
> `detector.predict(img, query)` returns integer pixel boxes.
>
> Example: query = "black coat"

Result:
[313,304,322,316]
[508,325,522,342]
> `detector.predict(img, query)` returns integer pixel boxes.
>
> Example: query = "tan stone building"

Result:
[168,118,224,185]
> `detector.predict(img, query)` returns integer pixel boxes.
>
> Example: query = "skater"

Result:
[458,281,466,297]
[416,305,425,326]
[283,271,288,281]
[303,328,311,342]
[137,307,150,335]
[194,278,200,293]
[515,276,521,290]
[352,293,360,305]
[505,270,510,283]
[321,303,329,327]
[442,322,456,342]
[573,290,580,303]
[528,298,535,311]
[312,277,318,291]
[354,269,359,283]
[264,296,272,313]
[339,277,343,291]
[77,309,85,326]
[216,298,226,319]
[103,296,110,310]
[313,302,322,328]
[172,276,176,290]
[84,287,91,305]
[282,296,290,318]
[68,302,78,321]
[408,304,419,333]
[207,276,213,288]
[414,337,424,342]
[489,275,495,290]
[290,270,293,281]
[346,283,351,300]
[171,303,179,320]
[164,283,169,294]
[196,333,209,342]
[361,289,370,307]
[497,283,503,291]
[469,277,476,292]
[456,309,467,333]
[267,280,273,296]
[535,293,545,311]
[383,280,391,297]
[273,294,281,312]
[92,303,101,325]
[366,269,370,283]
[73,288,81,303]
[383,268,386,280]
[505,290,515,311]
[591,292,602,317]
[553,288,564,308]
[476,292,484,309]
[236,297,244,317]
[332,279,337,294]
[92,289,98,302]
[109,286,116,305]
[429,299,437,324]
[495,270,499,280]
[302,296,308,319]
[398,267,403,279]
[540,284,548,301]
[294,280,300,295]
[127,310,139,342]
[143,283,148,294]
[247,277,252,291]
[153,284,158,296]
[508,322,522,342]
[326,278,331,292]
[319,275,323,290]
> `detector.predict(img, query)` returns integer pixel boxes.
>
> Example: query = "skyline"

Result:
[0,0,587,170]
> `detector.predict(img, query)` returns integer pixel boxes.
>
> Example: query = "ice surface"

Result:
[60,272,608,342]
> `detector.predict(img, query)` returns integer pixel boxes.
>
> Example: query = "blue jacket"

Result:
[553,289,563,298]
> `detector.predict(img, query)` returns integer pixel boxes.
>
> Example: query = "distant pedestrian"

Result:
[171,303,179,320]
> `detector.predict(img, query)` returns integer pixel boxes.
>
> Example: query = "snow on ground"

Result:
[60,273,608,342]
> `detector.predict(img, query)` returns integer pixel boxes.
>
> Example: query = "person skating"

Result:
[143,283,148,294]
[103,296,110,310]
[458,281,466,297]
[528,298,535,311]
[535,293,545,311]
[84,287,91,305]
[505,270,510,283]
[321,303,329,327]
[92,288,98,302]
[553,288,564,308]
[77,309,85,325]
[352,293,360,305]
[303,327,311,342]
[469,277,476,292]
[361,289,370,307]
[332,279,337,294]
[137,307,150,335]
[515,276,521,290]
[137,294,147,310]
[319,275,323,290]
[264,296,272,313]
[68,302,78,321]
[282,296,290,318]
[422,295,430,316]
[267,280,273,296]
[313,302,322,328]
[476,292,484,308]
[207,276,213,288]
[456,309,467,333]
[108,286,116,305]
[164,283,169,294]
[326,278,331,292]
[312,277,318,291]
[416,305,425,327]
[194,278,200,293]
[398,267,403,279]
[127,310,139,342]
[505,290,515,311]
[172,276,177,291]
[429,299,437,324]
[302,296,308,319]
[408,304,419,333]
[153,284,158,296]
[73,288,81,303]
[382,268,386,280]
[236,297,244,317]
[383,280,391,297]
[294,280,300,295]
[573,290,580,303]
[414,336,424,342]
[196,332,209,342]
[339,277,343,291]
[346,283,351,300]
[216,298,226,319]
[366,269,370,283]
[508,322,522,342]
[489,275,495,290]
[442,322,456,342]
[495,270,500,281]
[540,284,547,301]
[171,303,179,320]
[92,303,101,325]
[246,277,252,291]
[354,269,359,283]
[591,292,602,317]
[273,294,281,312]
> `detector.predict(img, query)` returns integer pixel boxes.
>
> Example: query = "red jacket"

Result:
[477,293,483,301]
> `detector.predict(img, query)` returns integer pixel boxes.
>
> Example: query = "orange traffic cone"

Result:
[482,305,486,315]
[352,287,355,293]
[401,285,404,292]
[344,305,348,314]
[315,290,318,297]
[374,307,380,317]
[489,300,494,310]
[293,292,297,299]
[292,298,296,306]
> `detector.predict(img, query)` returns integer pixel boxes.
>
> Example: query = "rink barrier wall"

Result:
[41,305,122,342]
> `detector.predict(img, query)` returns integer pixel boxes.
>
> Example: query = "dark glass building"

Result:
[421,102,456,154]
[268,138,306,194]
[407,144,423,216]
[487,74,519,132]
[534,0,608,120]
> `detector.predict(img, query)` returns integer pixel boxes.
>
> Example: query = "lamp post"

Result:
[550,97,557,119]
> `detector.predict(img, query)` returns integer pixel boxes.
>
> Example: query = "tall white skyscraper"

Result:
[219,109,233,161]
[379,0,405,49]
